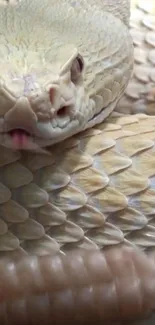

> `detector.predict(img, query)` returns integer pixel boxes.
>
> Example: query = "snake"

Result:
[0,0,155,324]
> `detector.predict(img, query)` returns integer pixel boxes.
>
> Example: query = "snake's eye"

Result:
[71,54,84,83]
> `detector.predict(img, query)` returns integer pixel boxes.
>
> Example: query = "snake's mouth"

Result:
[0,128,39,150]
[7,128,34,149]
[8,128,31,137]
[0,117,82,150]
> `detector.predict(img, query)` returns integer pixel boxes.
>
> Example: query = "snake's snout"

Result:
[0,97,40,149]
[4,97,38,133]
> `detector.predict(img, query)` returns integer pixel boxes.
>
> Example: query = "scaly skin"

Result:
[117,0,155,114]
[0,0,133,149]
[0,1,155,324]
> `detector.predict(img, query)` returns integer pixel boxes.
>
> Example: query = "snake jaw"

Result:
[0,86,87,149]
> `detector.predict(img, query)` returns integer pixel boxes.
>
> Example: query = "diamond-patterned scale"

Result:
[0,114,154,256]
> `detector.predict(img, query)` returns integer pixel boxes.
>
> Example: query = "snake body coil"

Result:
[0,1,154,324]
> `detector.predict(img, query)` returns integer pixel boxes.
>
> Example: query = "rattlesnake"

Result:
[0,0,133,149]
[0,0,155,324]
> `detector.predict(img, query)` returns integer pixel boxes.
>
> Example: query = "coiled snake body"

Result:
[0,0,155,324]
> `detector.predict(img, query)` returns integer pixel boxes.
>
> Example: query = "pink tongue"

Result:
[11,130,29,149]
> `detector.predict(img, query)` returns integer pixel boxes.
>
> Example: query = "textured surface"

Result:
[0,112,155,259]
[0,1,155,324]
[0,247,155,325]
[0,0,133,149]
[117,0,155,114]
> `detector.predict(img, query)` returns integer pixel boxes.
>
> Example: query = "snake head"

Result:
[0,48,89,150]
[0,0,133,151]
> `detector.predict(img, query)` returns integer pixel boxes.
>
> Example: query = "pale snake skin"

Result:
[0,0,150,266]
[0,0,155,324]
[117,0,155,114]
[0,0,133,149]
